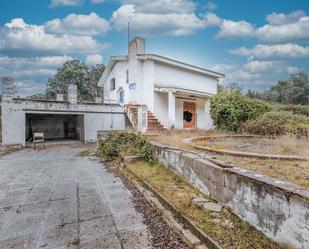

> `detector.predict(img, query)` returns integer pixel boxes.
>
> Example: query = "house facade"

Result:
[99,37,224,131]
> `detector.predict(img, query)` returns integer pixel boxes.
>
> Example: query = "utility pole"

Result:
[127,21,130,48]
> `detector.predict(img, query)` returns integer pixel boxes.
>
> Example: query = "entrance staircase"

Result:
[125,104,166,134]
[147,111,166,134]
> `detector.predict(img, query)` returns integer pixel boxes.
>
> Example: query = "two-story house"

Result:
[98,37,224,132]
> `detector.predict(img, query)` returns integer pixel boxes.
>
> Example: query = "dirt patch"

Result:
[196,135,309,157]
[104,161,190,249]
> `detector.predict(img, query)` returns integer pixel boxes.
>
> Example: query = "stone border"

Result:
[123,163,223,249]
[150,140,309,200]
[185,135,308,161]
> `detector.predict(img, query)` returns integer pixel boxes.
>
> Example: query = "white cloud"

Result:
[206,1,217,11]
[203,12,222,26]
[45,13,110,36]
[217,19,254,39]
[256,12,309,43]
[85,54,103,66]
[201,10,309,42]
[14,80,47,95]
[266,10,306,26]
[0,18,107,55]
[50,0,83,7]
[0,55,72,79]
[210,60,299,90]
[112,4,205,36]
[91,0,105,3]
[243,60,290,74]
[230,43,309,60]
[121,0,196,14]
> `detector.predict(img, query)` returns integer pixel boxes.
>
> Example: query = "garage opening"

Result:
[26,113,84,142]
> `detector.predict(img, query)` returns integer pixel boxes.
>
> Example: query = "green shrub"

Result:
[99,131,155,164]
[242,111,309,136]
[210,92,271,132]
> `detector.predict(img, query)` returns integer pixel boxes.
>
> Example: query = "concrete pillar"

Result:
[95,97,102,103]
[137,105,148,133]
[168,91,176,129]
[1,76,15,101]
[56,94,64,101]
[68,84,77,104]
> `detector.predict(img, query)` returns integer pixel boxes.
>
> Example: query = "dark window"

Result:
[183,111,193,122]
[110,78,116,91]
[126,70,129,83]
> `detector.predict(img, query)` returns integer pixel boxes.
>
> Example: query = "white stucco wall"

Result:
[175,98,183,129]
[153,92,169,128]
[103,61,128,104]
[84,112,125,143]
[141,60,155,112]
[1,99,126,146]
[153,93,213,129]
[153,62,218,94]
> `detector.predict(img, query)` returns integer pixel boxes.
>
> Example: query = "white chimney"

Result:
[68,84,77,104]
[128,37,145,56]
[128,37,145,104]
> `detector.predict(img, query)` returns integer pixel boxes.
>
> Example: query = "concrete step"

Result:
[147,111,165,132]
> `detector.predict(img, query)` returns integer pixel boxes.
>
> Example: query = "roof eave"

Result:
[98,56,127,86]
[137,54,224,78]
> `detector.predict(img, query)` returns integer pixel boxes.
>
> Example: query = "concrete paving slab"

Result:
[0,146,153,248]
[37,223,79,249]
[79,234,122,249]
[0,230,38,249]
[80,216,116,240]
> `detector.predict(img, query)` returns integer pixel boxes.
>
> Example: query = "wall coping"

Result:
[149,141,309,200]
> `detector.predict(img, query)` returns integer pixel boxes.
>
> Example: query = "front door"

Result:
[183,101,196,128]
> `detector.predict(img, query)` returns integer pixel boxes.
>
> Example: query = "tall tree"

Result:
[45,60,105,101]
[264,72,309,105]
[87,64,105,101]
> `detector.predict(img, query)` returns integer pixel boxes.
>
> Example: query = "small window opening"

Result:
[110,78,116,91]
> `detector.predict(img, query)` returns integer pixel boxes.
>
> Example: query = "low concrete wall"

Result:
[150,141,309,249]
[1,98,126,145]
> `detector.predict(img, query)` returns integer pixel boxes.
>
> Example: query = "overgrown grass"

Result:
[242,111,309,136]
[152,131,309,188]
[126,161,290,249]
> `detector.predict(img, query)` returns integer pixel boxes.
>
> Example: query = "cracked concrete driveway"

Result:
[0,146,152,249]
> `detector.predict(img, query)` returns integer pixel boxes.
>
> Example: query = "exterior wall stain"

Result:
[150,141,309,249]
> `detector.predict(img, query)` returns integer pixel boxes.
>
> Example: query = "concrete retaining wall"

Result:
[150,141,309,249]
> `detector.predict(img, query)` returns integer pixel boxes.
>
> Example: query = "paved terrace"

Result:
[0,146,152,249]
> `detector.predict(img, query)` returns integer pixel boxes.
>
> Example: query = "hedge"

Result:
[210,92,271,132]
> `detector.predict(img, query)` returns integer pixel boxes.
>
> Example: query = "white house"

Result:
[99,37,224,132]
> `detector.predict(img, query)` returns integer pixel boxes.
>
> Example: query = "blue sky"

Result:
[0,0,309,95]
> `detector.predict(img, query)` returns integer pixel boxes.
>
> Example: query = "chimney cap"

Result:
[129,36,145,45]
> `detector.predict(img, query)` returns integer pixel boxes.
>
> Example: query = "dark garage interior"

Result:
[26,113,84,142]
